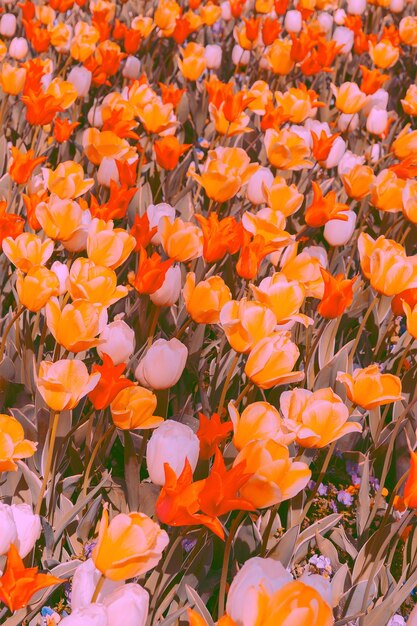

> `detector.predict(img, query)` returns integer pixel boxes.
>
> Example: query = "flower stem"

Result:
[217,352,239,417]
[0,306,24,363]
[218,510,246,619]
[35,409,60,517]
[91,574,105,603]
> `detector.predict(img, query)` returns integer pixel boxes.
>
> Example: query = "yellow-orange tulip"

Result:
[190,147,258,202]
[0,414,37,472]
[46,298,107,353]
[402,301,417,340]
[265,176,304,217]
[358,233,417,296]
[220,299,277,353]
[282,247,325,299]
[264,129,312,171]
[68,258,128,306]
[154,0,181,35]
[70,21,100,62]
[266,39,294,75]
[35,195,90,251]
[87,218,136,269]
[3,233,54,272]
[392,125,417,161]
[245,331,304,389]
[178,42,206,81]
[92,508,169,581]
[281,387,362,448]
[399,16,417,46]
[401,85,417,116]
[342,164,375,200]
[228,401,294,451]
[402,180,417,224]
[183,272,231,324]
[371,170,405,213]
[251,273,308,326]
[137,99,177,135]
[234,439,311,508]
[331,82,367,114]
[369,40,399,69]
[16,266,59,312]
[110,386,163,430]
[337,364,402,410]
[37,359,100,411]
[45,78,77,110]
[42,161,94,199]
[0,63,26,95]
[159,217,203,262]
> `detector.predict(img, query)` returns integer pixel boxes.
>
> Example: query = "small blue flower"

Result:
[337,490,353,506]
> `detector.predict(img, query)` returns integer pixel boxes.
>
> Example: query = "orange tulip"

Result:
[68,258,128,306]
[317,269,357,319]
[184,272,231,324]
[337,364,402,410]
[9,147,46,185]
[264,128,312,170]
[359,65,389,95]
[110,386,163,430]
[88,353,134,410]
[178,42,206,81]
[236,233,282,280]
[128,247,174,294]
[0,63,26,95]
[371,170,405,213]
[42,160,94,199]
[37,359,100,411]
[251,272,308,326]
[228,401,294,451]
[0,414,37,472]
[245,331,304,389]
[46,298,107,353]
[234,439,311,508]
[87,218,136,269]
[92,508,169,581]
[265,176,304,216]
[195,214,243,263]
[0,202,25,247]
[220,298,277,353]
[130,213,157,251]
[266,39,294,75]
[159,217,203,262]
[331,82,367,114]
[196,412,233,460]
[403,449,417,508]
[0,544,63,612]
[342,164,375,200]
[16,266,59,312]
[53,117,80,143]
[305,182,349,227]
[21,90,63,126]
[154,136,191,170]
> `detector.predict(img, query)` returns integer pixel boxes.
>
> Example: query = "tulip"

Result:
[228,401,294,450]
[50,261,70,295]
[220,298,277,353]
[399,16,417,46]
[159,217,203,262]
[97,320,135,366]
[46,298,107,353]
[281,387,362,448]
[104,584,149,626]
[234,439,311,508]
[87,218,136,269]
[147,203,175,245]
[324,210,357,246]
[266,176,304,216]
[3,233,54,272]
[146,420,200,485]
[204,44,222,69]
[0,13,16,37]
[36,195,92,252]
[264,128,312,171]
[245,331,304,389]
[184,272,231,324]
[0,63,26,95]
[366,107,388,135]
[110,386,163,430]
[284,10,302,32]
[123,56,141,80]
[317,269,357,318]
[246,167,274,205]
[37,359,100,411]
[342,165,375,200]
[70,559,121,609]
[332,26,354,54]
[97,157,118,187]
[347,0,366,13]
[16,266,59,312]
[42,161,94,199]
[403,449,417,509]
[0,414,37,472]
[92,508,169,580]
[369,40,399,69]
[135,338,188,390]
[251,273,307,326]
[337,364,402,410]
[150,265,182,307]
[9,37,29,60]
[178,42,207,81]
[69,258,127,306]
[331,82,367,114]
[266,39,294,75]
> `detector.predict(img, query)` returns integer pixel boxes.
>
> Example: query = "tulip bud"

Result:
[67,66,92,98]
[324,210,357,246]
[59,605,108,626]
[334,9,347,25]
[347,0,366,14]
[9,37,28,60]
[232,45,250,66]
[366,107,388,135]
[88,104,103,127]
[150,265,181,307]
[390,0,405,12]
[146,420,200,485]
[204,44,222,69]
[135,338,188,390]
[147,202,175,245]
[220,1,232,20]
[333,26,354,53]
[71,559,122,610]
[246,167,274,205]
[284,10,302,33]
[0,13,16,37]
[368,143,382,163]
[97,158,119,187]
[323,136,346,168]
[97,320,135,366]
[337,113,359,132]
[104,584,149,626]
[123,56,141,80]
[317,12,333,33]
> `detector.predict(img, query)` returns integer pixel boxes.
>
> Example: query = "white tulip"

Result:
[232,45,250,66]
[67,66,92,98]
[135,338,188,390]
[333,26,354,54]
[324,210,357,246]
[71,559,122,610]
[123,56,141,80]
[105,584,149,626]
[366,107,388,135]
[246,168,274,205]
[97,158,119,187]
[147,203,175,245]
[204,44,222,69]
[347,0,366,14]
[0,13,16,37]
[146,420,200,486]
[59,605,108,626]
[150,265,182,307]
[284,10,302,33]
[97,320,135,366]
[9,37,29,60]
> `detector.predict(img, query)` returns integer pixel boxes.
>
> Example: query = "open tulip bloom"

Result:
[0,0,417,624]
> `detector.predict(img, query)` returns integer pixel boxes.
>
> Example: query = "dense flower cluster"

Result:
[1,0,417,623]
